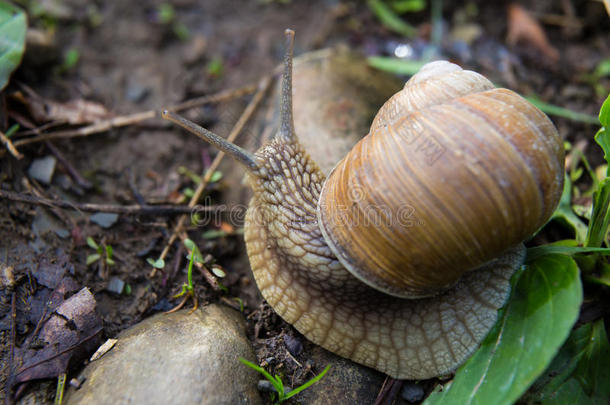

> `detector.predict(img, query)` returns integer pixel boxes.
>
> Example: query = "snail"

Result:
[162,30,564,379]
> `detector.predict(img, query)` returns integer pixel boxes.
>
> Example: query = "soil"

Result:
[1,0,609,403]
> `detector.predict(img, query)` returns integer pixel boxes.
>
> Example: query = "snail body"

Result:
[163,30,564,379]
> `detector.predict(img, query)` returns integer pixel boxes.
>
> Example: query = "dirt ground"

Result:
[1,0,609,403]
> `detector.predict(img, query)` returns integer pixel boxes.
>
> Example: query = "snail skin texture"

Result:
[163,30,564,379]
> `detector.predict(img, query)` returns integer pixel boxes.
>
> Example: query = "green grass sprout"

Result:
[239,357,330,404]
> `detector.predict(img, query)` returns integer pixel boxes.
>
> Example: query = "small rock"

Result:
[28,156,57,184]
[106,276,125,294]
[257,380,291,394]
[283,334,303,356]
[401,381,425,403]
[294,346,385,405]
[55,228,70,238]
[90,212,118,228]
[65,304,262,405]
[125,80,150,103]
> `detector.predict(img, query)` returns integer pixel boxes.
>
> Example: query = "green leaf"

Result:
[157,3,175,24]
[594,58,610,77]
[86,253,101,265]
[550,174,588,243]
[86,236,99,250]
[60,48,79,71]
[147,257,165,269]
[239,357,285,397]
[0,2,26,91]
[184,238,203,263]
[526,97,599,125]
[526,320,610,404]
[208,170,223,183]
[210,265,226,278]
[599,95,610,127]
[526,245,610,262]
[4,123,19,137]
[390,0,426,14]
[424,254,582,405]
[368,56,426,75]
[202,229,228,239]
[585,178,610,247]
[594,95,610,171]
[105,244,113,258]
[183,238,196,252]
[206,56,224,78]
[367,0,417,37]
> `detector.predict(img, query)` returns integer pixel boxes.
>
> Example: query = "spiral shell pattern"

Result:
[318,61,564,298]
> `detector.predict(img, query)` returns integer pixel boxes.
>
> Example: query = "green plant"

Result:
[178,166,223,201]
[367,0,417,37]
[59,47,80,72]
[86,236,115,266]
[146,257,165,269]
[167,238,213,312]
[239,358,330,404]
[0,2,27,91]
[580,58,610,97]
[3,123,19,137]
[156,3,190,41]
[167,239,199,312]
[206,56,224,78]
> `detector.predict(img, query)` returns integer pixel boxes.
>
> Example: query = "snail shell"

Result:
[318,61,565,298]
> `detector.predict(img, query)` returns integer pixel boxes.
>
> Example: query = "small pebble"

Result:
[55,228,70,239]
[401,381,424,403]
[107,276,125,295]
[28,156,57,184]
[90,212,119,228]
[283,334,303,356]
[69,376,86,389]
[257,380,291,394]
[125,81,150,103]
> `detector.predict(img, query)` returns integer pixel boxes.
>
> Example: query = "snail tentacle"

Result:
[161,110,259,171]
[279,29,296,143]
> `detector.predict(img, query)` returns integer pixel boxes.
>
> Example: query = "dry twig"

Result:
[0,130,23,159]
[12,84,257,147]
[0,190,216,216]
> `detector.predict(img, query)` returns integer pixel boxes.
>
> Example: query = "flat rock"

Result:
[65,304,262,405]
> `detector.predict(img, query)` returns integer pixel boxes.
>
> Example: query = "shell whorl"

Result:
[318,61,564,298]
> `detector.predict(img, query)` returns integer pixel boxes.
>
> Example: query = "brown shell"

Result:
[318,61,564,298]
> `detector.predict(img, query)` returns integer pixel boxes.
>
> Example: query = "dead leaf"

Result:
[506,3,560,64]
[14,287,102,385]
[45,99,111,125]
[11,85,112,125]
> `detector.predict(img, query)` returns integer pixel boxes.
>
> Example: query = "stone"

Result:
[295,346,385,404]
[65,304,262,405]
[89,212,119,228]
[28,156,56,184]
